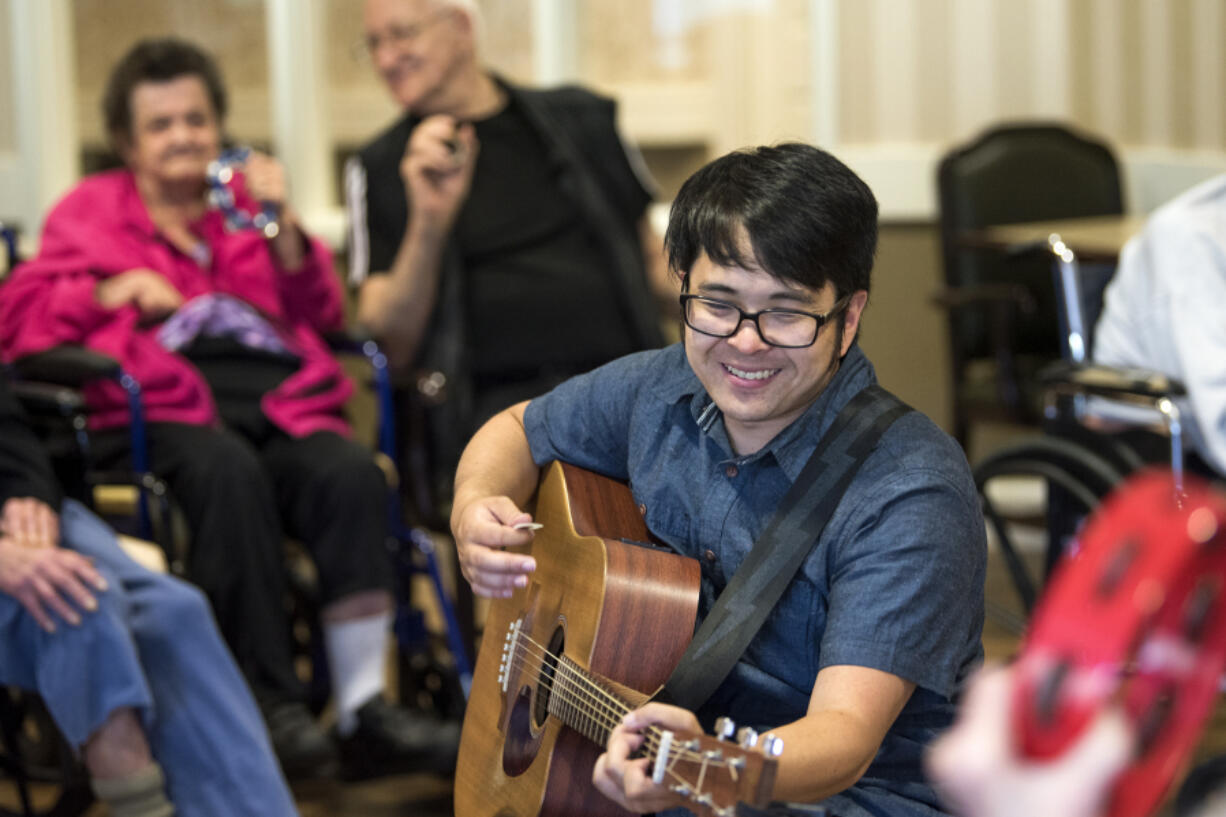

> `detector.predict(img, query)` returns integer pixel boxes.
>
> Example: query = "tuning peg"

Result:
[761,733,784,757]
[736,726,758,747]
[714,716,736,740]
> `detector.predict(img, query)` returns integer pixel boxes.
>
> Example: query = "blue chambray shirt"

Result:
[524,342,985,817]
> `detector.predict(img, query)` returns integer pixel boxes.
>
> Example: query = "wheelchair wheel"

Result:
[974,435,1128,631]
[0,689,92,817]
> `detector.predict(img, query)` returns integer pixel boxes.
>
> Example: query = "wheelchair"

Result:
[0,221,472,814]
[973,234,1188,632]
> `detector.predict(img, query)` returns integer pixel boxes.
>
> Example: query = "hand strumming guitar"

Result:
[450,494,537,598]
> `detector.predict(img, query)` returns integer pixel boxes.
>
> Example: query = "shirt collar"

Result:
[655,342,879,481]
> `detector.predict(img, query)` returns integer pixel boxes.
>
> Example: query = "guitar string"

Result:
[501,635,747,801]
[504,629,737,770]
[508,641,718,783]
[506,631,678,752]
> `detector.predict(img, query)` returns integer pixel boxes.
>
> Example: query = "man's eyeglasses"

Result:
[680,293,850,348]
[352,9,454,62]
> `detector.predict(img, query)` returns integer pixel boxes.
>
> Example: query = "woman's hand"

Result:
[95,268,184,322]
[0,534,107,633]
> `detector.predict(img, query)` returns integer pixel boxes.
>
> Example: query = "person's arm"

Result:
[1156,226,1226,476]
[0,381,105,630]
[450,401,543,598]
[594,665,913,812]
[357,115,479,369]
[0,381,62,515]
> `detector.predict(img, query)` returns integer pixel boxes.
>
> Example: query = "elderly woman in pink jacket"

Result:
[0,37,457,781]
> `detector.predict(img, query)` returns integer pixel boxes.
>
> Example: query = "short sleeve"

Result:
[523,351,662,481]
[345,146,409,286]
[819,463,985,698]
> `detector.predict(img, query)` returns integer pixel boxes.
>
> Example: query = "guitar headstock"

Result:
[648,716,780,817]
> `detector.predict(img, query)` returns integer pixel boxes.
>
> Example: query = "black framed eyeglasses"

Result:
[679,293,850,348]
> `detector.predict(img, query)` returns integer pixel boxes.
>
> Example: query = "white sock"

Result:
[323,611,392,737]
[91,763,174,817]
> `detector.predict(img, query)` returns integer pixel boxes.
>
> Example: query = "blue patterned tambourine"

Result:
[206,147,280,238]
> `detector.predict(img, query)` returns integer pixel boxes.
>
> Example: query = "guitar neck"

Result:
[545,654,633,749]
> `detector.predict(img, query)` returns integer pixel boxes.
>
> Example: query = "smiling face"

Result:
[362,0,473,115]
[119,75,220,188]
[683,252,867,456]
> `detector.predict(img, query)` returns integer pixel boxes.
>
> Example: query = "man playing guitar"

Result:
[451,143,986,816]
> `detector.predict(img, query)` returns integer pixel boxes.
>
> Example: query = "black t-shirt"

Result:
[457,101,638,384]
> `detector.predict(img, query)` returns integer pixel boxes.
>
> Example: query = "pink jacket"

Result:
[0,169,354,437]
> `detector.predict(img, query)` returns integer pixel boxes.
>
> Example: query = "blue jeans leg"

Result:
[58,501,298,817]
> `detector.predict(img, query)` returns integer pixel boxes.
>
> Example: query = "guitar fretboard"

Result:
[545,654,631,747]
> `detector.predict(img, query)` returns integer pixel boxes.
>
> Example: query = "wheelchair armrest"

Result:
[13,346,122,386]
[8,380,88,415]
[322,328,377,356]
[1038,360,1187,402]
[930,282,1037,314]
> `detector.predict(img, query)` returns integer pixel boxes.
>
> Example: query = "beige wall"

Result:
[73,0,270,149]
[13,0,1226,437]
[0,6,13,152]
[60,0,1226,217]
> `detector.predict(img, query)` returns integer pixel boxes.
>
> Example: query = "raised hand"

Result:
[400,114,479,237]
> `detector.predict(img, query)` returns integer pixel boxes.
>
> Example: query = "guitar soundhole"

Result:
[501,623,566,778]
[534,625,566,728]
[502,686,538,777]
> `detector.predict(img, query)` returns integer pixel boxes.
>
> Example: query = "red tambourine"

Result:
[1012,469,1226,817]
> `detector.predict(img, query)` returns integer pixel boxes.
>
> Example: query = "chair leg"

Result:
[0,687,35,817]
[0,690,93,817]
[403,527,474,699]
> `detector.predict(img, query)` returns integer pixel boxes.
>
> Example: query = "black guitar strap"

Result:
[662,384,913,711]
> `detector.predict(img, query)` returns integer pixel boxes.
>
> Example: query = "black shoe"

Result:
[335,697,461,781]
[262,700,338,780]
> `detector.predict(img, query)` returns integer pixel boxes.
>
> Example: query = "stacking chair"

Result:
[935,123,1125,449]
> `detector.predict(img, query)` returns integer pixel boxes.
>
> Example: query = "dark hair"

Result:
[665,143,878,297]
[102,38,227,148]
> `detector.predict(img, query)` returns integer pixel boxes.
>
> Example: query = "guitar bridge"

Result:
[497,617,524,694]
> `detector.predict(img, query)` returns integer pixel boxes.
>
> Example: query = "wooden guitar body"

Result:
[455,462,703,817]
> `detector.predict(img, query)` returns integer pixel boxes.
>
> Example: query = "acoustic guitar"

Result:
[455,461,779,817]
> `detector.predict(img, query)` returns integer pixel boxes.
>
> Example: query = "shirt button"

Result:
[637,503,647,516]
[725,465,738,478]
[704,549,717,563]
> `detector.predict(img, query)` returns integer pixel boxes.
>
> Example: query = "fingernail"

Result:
[514,575,528,587]
[95,579,109,591]
[521,560,535,572]
[43,622,56,634]
[68,615,80,626]
[84,598,97,611]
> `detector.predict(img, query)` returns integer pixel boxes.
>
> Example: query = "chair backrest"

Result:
[937,123,1124,363]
